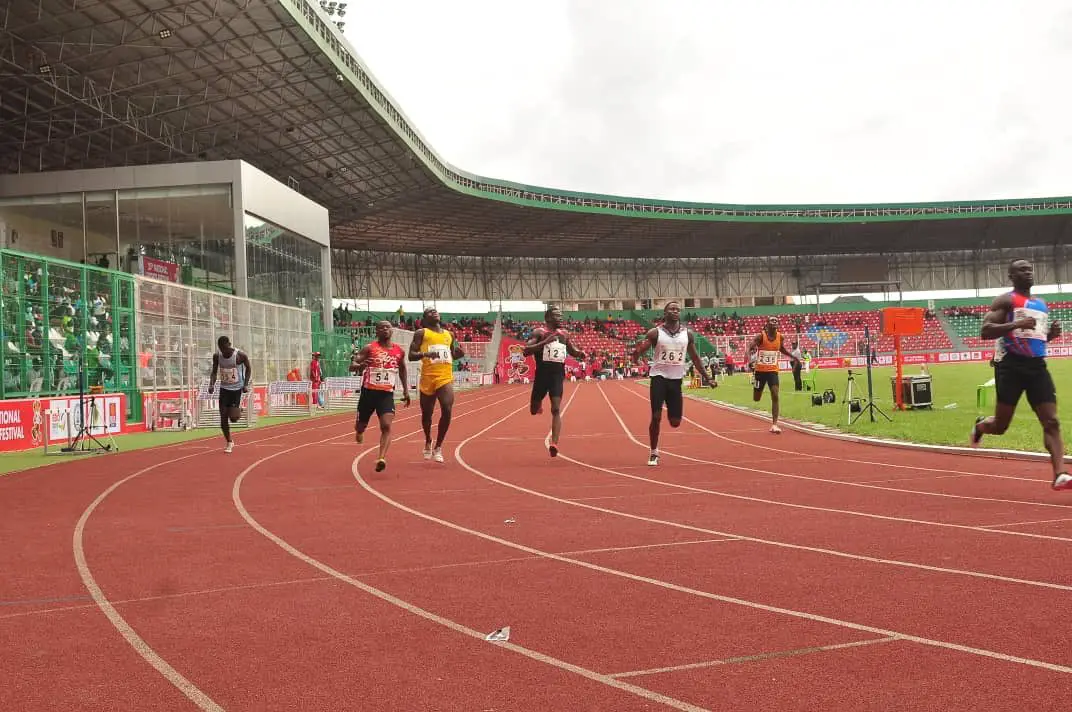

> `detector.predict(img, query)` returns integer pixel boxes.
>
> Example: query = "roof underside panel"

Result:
[2,0,1071,258]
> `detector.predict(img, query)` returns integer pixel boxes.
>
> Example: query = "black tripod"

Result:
[62,351,114,453]
[850,326,891,425]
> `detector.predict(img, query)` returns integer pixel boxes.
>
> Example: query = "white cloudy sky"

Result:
[341,0,1071,205]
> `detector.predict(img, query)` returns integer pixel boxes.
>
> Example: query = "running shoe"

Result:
[647,452,659,467]
[549,444,558,458]
[970,416,985,447]
[433,447,445,463]
[423,445,433,460]
[1053,473,1072,491]
[224,440,234,453]
[770,424,782,434]
[355,430,364,444]
[375,458,387,472]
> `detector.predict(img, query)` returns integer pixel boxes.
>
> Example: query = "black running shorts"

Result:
[357,388,395,423]
[752,371,779,391]
[218,388,243,410]
[994,355,1056,408]
[650,375,684,421]
[531,367,565,402]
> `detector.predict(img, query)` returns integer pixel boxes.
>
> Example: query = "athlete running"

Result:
[207,335,252,453]
[409,307,465,462]
[748,317,799,434]
[351,320,410,472]
[631,301,711,466]
[972,259,1071,490]
[524,305,586,457]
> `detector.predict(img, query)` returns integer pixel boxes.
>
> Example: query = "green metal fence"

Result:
[312,321,374,378]
[1,248,140,421]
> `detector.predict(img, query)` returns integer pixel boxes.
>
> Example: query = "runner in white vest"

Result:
[631,301,712,467]
[208,335,252,453]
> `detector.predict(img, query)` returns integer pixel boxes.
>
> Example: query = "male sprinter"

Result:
[631,301,711,466]
[524,305,586,457]
[972,259,1071,490]
[409,307,465,462]
[351,320,410,472]
[748,316,799,434]
[208,335,252,453]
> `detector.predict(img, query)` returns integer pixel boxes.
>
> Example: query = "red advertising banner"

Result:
[0,393,128,452]
[139,255,180,282]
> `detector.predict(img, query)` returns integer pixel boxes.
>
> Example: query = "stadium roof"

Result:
[3,0,1072,259]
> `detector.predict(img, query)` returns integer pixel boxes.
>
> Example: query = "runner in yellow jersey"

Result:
[408,307,465,462]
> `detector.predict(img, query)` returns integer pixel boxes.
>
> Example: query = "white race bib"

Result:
[428,344,451,362]
[757,350,779,367]
[367,368,395,388]
[543,341,567,363]
[657,347,685,364]
[1012,308,1048,340]
[219,367,238,385]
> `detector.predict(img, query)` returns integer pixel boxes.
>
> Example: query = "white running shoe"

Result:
[770,424,782,434]
[1052,473,1072,491]
[423,445,433,460]
[433,448,445,463]
[647,452,659,467]
[224,441,234,453]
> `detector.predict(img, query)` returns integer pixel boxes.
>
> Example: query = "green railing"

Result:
[1,248,140,421]
[312,315,374,378]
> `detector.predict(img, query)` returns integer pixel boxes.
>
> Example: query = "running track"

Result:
[2,381,1071,711]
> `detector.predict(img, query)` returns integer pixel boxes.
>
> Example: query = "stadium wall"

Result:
[331,245,1064,304]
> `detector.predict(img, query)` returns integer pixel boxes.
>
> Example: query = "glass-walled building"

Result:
[0,161,331,330]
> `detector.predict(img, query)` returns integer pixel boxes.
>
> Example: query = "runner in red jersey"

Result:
[350,320,410,472]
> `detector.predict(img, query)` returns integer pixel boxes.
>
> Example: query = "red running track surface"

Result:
[1,381,1071,711]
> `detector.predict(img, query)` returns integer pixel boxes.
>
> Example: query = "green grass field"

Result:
[0,411,342,477]
[686,360,1072,455]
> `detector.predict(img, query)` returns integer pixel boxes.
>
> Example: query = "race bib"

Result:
[219,367,238,385]
[757,350,779,367]
[367,368,395,388]
[1012,308,1048,340]
[428,344,451,362]
[543,341,567,363]
[657,347,685,364]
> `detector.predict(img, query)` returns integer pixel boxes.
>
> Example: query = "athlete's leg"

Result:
[770,383,780,424]
[355,390,375,444]
[1029,401,1066,478]
[530,378,548,415]
[219,405,231,443]
[752,373,765,403]
[548,394,563,447]
[376,411,395,471]
[666,378,684,429]
[432,383,455,456]
[648,377,667,465]
[419,390,437,454]
[974,363,1020,445]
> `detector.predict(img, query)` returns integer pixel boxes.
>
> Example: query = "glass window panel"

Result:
[0,193,85,262]
[118,184,234,292]
[243,212,324,314]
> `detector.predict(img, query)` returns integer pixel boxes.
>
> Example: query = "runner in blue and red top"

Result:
[350,320,410,472]
[973,259,1071,491]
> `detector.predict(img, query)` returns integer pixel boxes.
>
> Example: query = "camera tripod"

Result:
[61,352,116,454]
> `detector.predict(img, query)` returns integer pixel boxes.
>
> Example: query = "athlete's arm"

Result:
[778,340,799,363]
[238,352,252,391]
[450,333,465,360]
[980,294,1035,339]
[397,357,411,405]
[563,334,586,361]
[208,353,219,393]
[686,332,712,386]
[408,329,425,361]
[748,334,762,356]
[350,345,372,373]
[522,328,555,356]
[630,328,659,361]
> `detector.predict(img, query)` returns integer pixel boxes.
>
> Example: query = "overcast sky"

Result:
[340,0,1070,205]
